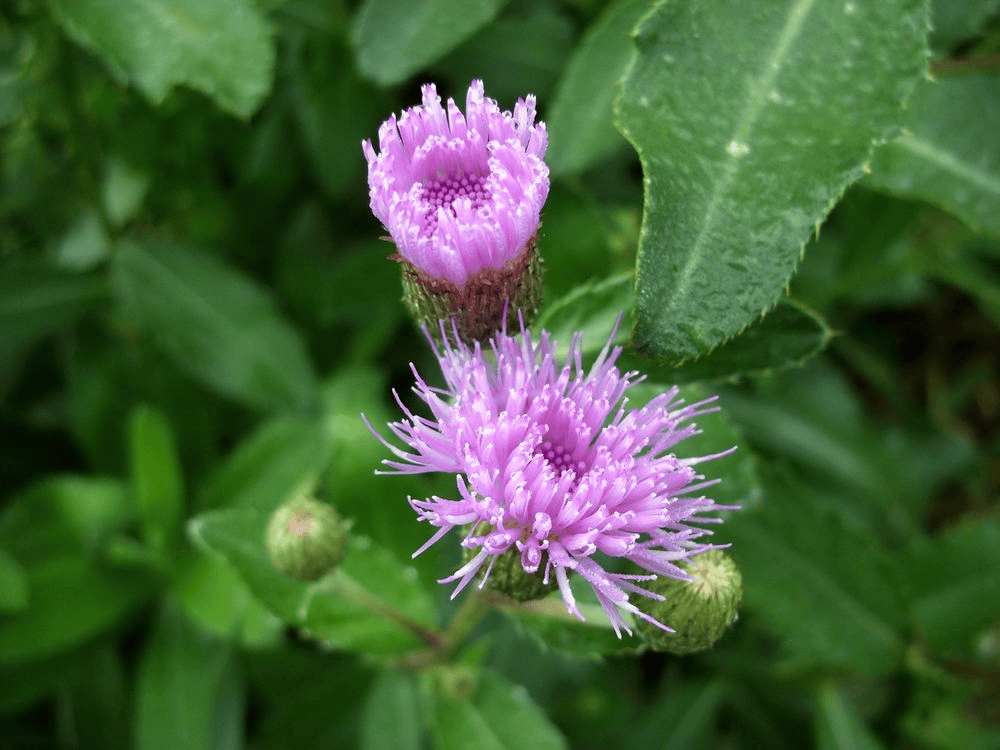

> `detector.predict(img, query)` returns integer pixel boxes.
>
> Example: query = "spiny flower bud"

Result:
[363,80,549,343]
[265,494,349,582]
[635,549,742,654]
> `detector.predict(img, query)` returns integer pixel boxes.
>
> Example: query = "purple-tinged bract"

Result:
[366,319,738,637]
[363,80,549,287]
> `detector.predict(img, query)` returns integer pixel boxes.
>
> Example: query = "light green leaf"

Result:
[48,0,274,117]
[129,404,184,551]
[725,478,909,673]
[815,684,885,750]
[352,0,509,86]
[112,240,318,413]
[0,548,28,613]
[432,669,568,750]
[135,604,242,750]
[56,210,111,272]
[546,0,650,176]
[907,521,1000,651]
[866,73,1000,238]
[362,671,422,750]
[0,556,152,664]
[615,0,929,361]
[190,508,437,656]
[102,154,150,227]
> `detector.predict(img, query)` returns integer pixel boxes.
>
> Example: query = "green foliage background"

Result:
[1,0,999,747]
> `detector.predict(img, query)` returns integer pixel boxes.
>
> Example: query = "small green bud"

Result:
[265,494,348,582]
[400,241,543,345]
[635,549,742,655]
[462,522,555,603]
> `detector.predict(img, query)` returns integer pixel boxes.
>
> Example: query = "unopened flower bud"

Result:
[635,549,742,654]
[462,522,555,602]
[265,494,348,581]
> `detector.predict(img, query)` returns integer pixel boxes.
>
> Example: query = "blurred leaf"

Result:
[102,154,150,227]
[432,668,568,750]
[0,260,104,353]
[632,678,726,750]
[351,0,509,86]
[48,0,274,117]
[361,670,422,750]
[190,508,437,656]
[615,0,928,361]
[814,683,885,750]
[135,603,243,750]
[0,547,28,613]
[112,239,319,413]
[725,478,910,673]
[546,0,649,176]
[69,646,130,750]
[56,210,112,272]
[907,520,1000,652]
[0,556,151,664]
[930,0,1000,50]
[129,404,184,551]
[0,646,96,712]
[867,74,1000,238]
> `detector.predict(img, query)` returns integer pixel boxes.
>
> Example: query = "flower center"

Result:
[538,438,588,477]
[420,171,490,230]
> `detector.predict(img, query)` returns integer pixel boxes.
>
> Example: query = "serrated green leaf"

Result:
[48,0,274,117]
[0,556,152,664]
[352,0,509,86]
[135,604,242,750]
[361,671,421,750]
[815,684,885,750]
[867,73,1000,238]
[432,669,568,750]
[725,480,909,673]
[615,0,928,361]
[0,548,28,613]
[906,521,1000,651]
[189,508,437,656]
[545,0,650,176]
[112,240,318,413]
[129,404,184,551]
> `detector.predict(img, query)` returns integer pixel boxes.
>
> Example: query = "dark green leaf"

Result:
[496,597,643,658]
[112,240,319,413]
[616,0,928,361]
[189,508,437,656]
[930,0,1000,50]
[352,0,509,86]
[432,669,568,750]
[0,547,28,613]
[69,646,130,750]
[129,404,184,550]
[725,479,909,673]
[867,74,1000,238]
[48,0,274,117]
[361,670,422,750]
[633,679,726,750]
[814,683,885,750]
[546,0,650,176]
[0,556,152,664]
[135,604,242,750]
[907,520,1000,651]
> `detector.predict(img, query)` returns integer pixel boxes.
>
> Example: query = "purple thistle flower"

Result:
[365,319,738,637]
[362,80,549,287]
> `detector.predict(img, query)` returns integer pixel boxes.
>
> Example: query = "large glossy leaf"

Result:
[725,478,910,673]
[48,0,273,117]
[135,604,242,750]
[431,669,568,750]
[546,0,650,176]
[615,0,928,361]
[112,240,318,413]
[352,0,508,86]
[906,520,1000,651]
[190,508,437,656]
[866,73,1000,238]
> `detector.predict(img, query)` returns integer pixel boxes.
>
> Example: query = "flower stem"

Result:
[442,592,491,657]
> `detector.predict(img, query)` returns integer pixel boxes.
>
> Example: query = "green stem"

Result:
[442,592,491,657]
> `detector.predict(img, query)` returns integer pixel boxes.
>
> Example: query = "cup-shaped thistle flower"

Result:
[266,493,349,582]
[364,318,739,637]
[362,80,548,343]
[634,549,742,654]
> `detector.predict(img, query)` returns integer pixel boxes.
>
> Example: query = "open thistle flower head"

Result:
[365,318,738,637]
[362,80,549,287]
